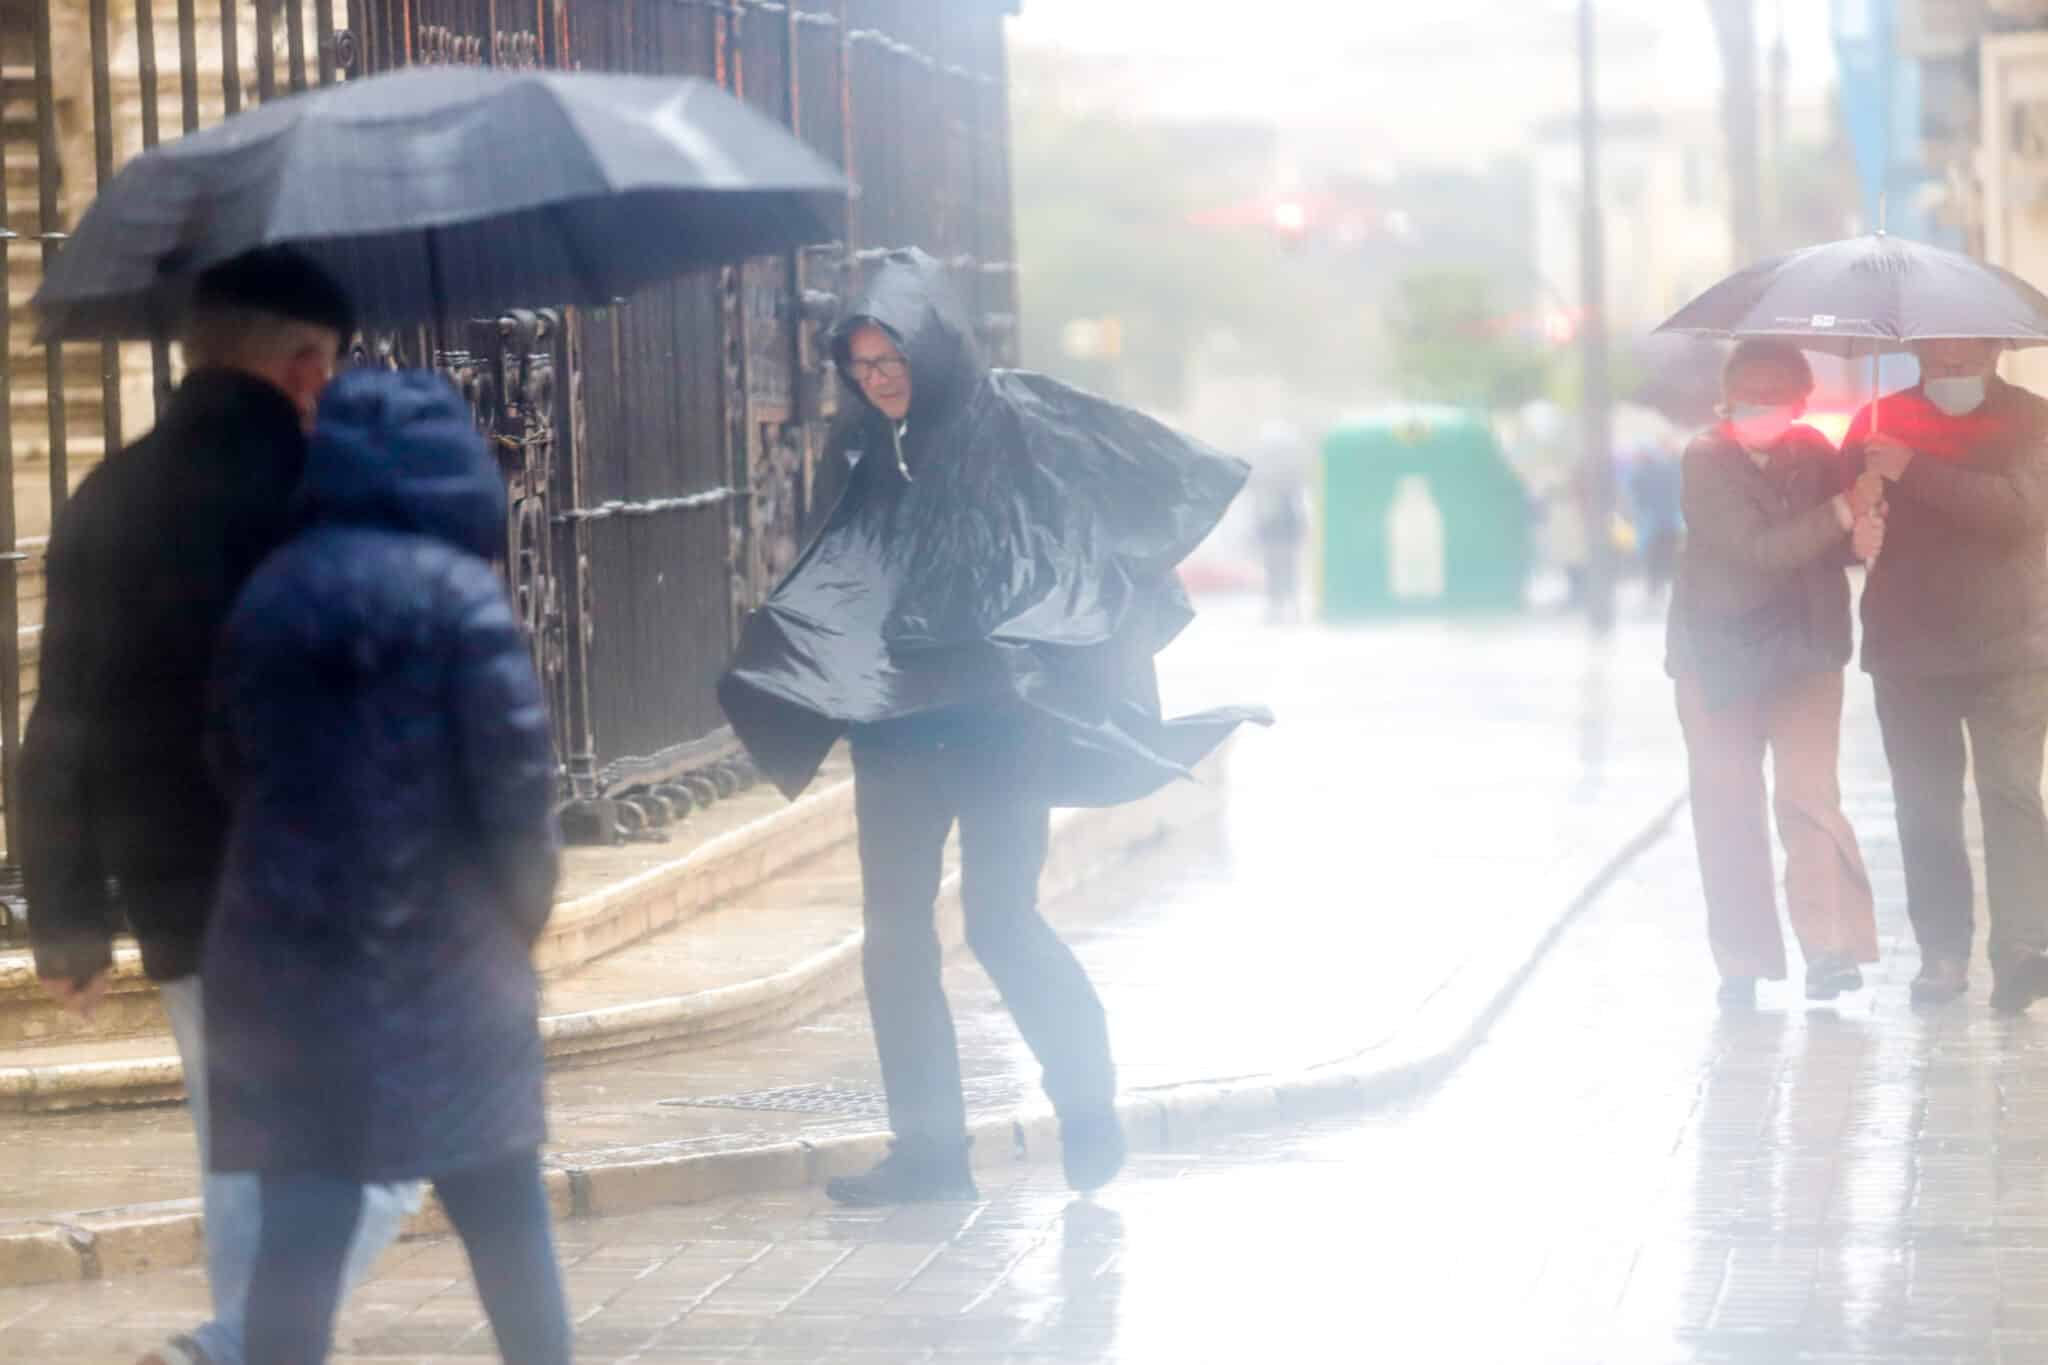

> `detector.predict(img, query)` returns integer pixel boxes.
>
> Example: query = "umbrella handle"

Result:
[1862,338,1882,565]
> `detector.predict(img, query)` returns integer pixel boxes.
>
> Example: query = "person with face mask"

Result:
[1668,339,1884,1009]
[1846,337,2048,1011]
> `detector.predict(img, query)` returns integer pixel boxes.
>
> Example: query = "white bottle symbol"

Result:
[1388,476,1446,601]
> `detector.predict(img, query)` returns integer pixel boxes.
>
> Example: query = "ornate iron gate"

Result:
[0,0,1023,922]
[344,0,587,824]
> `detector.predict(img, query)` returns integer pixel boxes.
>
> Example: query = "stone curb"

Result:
[0,786,1683,1291]
[0,770,1208,1113]
[539,777,1216,1065]
[0,777,860,1061]
[532,781,859,978]
[0,770,1227,1288]
[561,792,1689,1209]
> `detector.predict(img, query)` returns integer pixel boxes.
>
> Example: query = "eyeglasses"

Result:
[848,356,908,382]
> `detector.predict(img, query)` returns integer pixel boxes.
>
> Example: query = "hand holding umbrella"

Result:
[1855,435,1912,565]
[1848,469,1888,564]
[1864,435,1916,483]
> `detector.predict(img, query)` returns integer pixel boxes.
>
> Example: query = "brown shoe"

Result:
[1992,952,2048,1014]
[1912,956,1970,1004]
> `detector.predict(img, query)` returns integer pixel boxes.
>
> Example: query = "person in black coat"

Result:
[19,249,430,1365]
[202,369,568,1364]
[721,250,1266,1206]
[22,250,347,991]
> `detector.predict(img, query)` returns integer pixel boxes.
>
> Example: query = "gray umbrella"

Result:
[33,64,850,338]
[1655,232,2048,354]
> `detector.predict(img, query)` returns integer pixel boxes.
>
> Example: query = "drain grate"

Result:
[660,1076,1023,1117]
[661,1082,887,1117]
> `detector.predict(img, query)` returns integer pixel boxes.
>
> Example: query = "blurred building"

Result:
[1902,0,2048,388]
[1531,109,1735,337]
[1834,0,1965,245]
[1528,91,1839,341]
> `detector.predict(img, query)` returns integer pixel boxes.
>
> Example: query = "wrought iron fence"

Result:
[0,0,1021,933]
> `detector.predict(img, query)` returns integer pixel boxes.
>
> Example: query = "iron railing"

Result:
[0,0,1022,935]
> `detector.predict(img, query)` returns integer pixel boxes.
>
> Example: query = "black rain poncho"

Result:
[718,249,1269,806]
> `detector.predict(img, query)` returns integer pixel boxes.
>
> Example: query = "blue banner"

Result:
[1832,0,1955,250]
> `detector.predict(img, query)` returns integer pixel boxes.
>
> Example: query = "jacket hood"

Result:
[295,369,505,561]
[829,248,986,424]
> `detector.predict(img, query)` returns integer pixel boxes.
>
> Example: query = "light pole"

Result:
[1708,0,1764,262]
[1579,0,1616,633]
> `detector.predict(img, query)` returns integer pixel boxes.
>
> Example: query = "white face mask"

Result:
[1729,403,1799,450]
[1925,375,1989,416]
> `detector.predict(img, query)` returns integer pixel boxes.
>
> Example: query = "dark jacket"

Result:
[202,369,559,1183]
[1846,378,2048,679]
[718,248,1268,806]
[22,371,308,984]
[1665,424,1854,708]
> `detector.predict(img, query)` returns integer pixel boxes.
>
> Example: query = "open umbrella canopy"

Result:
[1630,330,1728,429]
[33,64,849,338]
[1655,232,2048,355]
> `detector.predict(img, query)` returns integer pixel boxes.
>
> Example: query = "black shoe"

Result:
[1716,977,1757,1010]
[1912,956,1971,1004]
[825,1138,978,1207]
[1991,952,2048,1014]
[1061,1109,1127,1193]
[1805,953,1865,1002]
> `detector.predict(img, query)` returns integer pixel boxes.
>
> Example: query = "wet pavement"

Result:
[17,651,2048,1359]
[0,605,1682,1225]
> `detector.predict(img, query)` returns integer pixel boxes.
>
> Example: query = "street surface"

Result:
[0,606,1678,1219]
[21,608,2045,1362]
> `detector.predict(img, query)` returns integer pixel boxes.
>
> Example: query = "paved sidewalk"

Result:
[0,609,1688,1305]
[15,654,2042,1362]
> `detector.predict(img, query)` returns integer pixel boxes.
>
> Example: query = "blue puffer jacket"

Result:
[202,369,560,1183]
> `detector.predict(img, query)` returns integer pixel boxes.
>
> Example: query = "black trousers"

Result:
[1873,670,2048,969]
[851,727,1117,1143]
[246,1149,570,1365]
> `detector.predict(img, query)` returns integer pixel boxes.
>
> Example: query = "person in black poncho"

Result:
[720,250,1267,1205]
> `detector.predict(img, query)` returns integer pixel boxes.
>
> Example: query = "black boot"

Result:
[826,1138,978,1207]
[1716,977,1757,1010]
[1805,953,1865,1002]
[1061,1109,1127,1193]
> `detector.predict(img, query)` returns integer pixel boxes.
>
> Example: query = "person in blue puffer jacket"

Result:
[201,368,569,1364]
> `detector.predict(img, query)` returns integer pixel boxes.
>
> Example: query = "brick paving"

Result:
[0,608,1775,1360]
[23,683,2048,1361]
[0,609,1682,1228]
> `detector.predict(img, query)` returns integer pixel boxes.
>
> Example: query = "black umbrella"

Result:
[1629,330,1727,429]
[33,64,849,338]
[1655,232,2048,354]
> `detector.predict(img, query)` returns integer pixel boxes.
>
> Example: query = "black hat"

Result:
[191,247,355,340]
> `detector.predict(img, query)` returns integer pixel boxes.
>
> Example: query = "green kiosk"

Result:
[1317,405,1531,619]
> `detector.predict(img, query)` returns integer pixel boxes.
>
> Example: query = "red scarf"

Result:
[1843,387,2018,460]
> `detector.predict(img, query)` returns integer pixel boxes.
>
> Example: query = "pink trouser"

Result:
[1677,671,1878,980]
